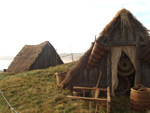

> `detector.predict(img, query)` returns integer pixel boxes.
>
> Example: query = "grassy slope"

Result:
[0,62,90,113]
[0,62,142,113]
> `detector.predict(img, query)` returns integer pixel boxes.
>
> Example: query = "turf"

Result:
[0,62,148,113]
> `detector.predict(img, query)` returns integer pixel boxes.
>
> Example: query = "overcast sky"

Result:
[0,0,150,56]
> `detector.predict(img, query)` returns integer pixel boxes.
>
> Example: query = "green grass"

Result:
[0,62,90,113]
[0,62,147,113]
[0,72,15,81]
[111,96,138,113]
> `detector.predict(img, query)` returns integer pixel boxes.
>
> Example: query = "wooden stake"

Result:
[95,72,102,98]
[96,72,102,88]
[95,104,99,113]
[107,87,111,113]
[89,101,92,113]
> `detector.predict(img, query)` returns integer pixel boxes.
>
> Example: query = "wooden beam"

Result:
[73,86,107,91]
[96,72,102,88]
[89,101,92,113]
[107,87,111,103]
[67,96,107,102]
[107,42,136,46]
[139,42,150,45]
[135,35,141,85]
[107,87,111,113]
[107,42,150,46]
[107,53,111,86]
[95,72,102,98]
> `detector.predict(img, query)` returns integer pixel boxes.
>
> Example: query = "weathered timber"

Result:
[135,34,141,85]
[95,72,102,98]
[107,53,111,86]
[107,87,111,113]
[107,42,150,46]
[67,96,107,102]
[73,87,107,91]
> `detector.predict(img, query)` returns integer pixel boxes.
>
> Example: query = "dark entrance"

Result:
[115,51,135,96]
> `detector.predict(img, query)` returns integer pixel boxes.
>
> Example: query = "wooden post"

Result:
[95,104,99,113]
[70,86,110,113]
[95,72,102,113]
[70,46,74,62]
[135,35,141,85]
[95,88,100,98]
[78,100,81,113]
[89,101,92,113]
[107,87,111,113]
[87,69,89,84]
[83,89,85,97]
[95,72,102,98]
[107,52,111,90]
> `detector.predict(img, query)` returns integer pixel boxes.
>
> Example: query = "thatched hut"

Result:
[61,9,150,96]
[7,41,63,73]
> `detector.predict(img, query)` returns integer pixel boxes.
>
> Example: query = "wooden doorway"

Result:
[115,51,135,96]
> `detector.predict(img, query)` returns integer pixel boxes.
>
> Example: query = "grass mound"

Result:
[0,61,145,113]
[0,62,89,113]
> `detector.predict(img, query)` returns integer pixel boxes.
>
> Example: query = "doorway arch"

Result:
[111,46,137,96]
[115,51,135,95]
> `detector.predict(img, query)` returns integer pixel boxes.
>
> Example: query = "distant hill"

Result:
[59,53,83,63]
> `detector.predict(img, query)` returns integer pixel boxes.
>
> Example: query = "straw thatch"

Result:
[97,8,150,42]
[60,8,150,90]
[7,41,63,73]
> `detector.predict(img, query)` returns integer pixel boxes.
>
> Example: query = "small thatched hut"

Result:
[61,9,150,96]
[7,41,63,73]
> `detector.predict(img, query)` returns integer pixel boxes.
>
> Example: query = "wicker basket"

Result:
[130,84,150,112]
[55,72,67,85]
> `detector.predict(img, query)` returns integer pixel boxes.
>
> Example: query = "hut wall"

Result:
[106,24,136,43]
[141,62,150,87]
[89,67,99,86]
[30,44,63,70]
[98,57,107,88]
[72,57,107,88]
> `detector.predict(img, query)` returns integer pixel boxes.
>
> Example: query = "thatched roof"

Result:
[60,8,150,88]
[7,41,63,73]
[97,8,150,42]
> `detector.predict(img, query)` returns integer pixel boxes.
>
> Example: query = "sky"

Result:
[0,0,150,57]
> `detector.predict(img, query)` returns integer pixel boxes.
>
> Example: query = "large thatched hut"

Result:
[7,41,63,73]
[61,9,150,96]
